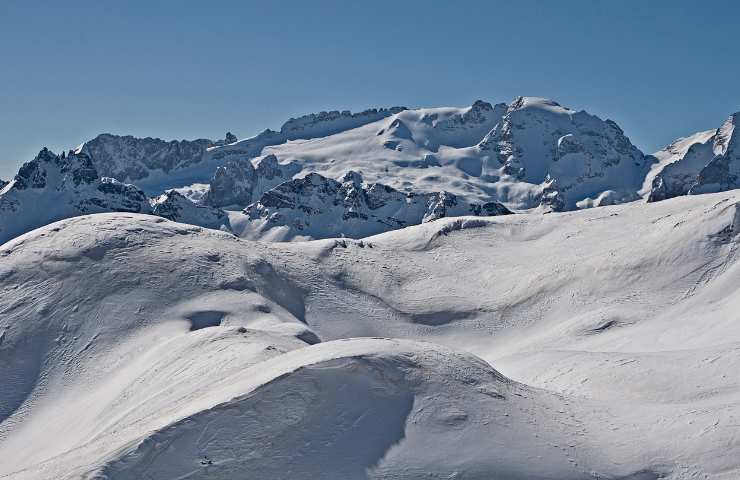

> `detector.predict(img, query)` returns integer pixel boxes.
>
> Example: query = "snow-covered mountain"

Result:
[9,98,740,246]
[0,148,151,244]
[253,96,653,211]
[76,107,405,192]
[645,112,740,201]
[3,190,740,478]
[240,171,511,241]
[68,98,650,213]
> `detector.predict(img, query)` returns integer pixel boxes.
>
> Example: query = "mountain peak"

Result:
[471,99,494,111]
[647,111,740,201]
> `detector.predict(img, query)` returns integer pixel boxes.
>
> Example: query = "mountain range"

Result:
[2,96,739,245]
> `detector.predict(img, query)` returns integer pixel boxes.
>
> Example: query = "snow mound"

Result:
[0,214,319,478]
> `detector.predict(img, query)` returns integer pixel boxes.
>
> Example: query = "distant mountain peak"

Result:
[647,112,740,202]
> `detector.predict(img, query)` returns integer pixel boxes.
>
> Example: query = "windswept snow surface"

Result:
[2,190,740,478]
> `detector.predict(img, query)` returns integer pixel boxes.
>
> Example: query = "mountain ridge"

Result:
[3,98,740,246]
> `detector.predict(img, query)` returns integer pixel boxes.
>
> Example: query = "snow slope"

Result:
[3,188,740,478]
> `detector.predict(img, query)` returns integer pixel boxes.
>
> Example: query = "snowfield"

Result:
[2,188,740,478]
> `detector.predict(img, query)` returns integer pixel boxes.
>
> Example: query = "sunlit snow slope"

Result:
[2,189,740,479]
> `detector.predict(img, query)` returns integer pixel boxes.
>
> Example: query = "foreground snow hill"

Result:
[2,189,740,478]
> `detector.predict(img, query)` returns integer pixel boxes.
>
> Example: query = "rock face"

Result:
[0,179,8,191]
[242,171,511,240]
[647,113,740,202]
[201,154,301,208]
[478,97,652,210]
[201,158,257,208]
[0,148,152,245]
[152,190,230,231]
[78,134,217,182]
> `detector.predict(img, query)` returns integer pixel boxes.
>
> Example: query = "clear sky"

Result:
[1,0,739,178]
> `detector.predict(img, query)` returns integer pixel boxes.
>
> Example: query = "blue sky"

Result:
[1,0,738,178]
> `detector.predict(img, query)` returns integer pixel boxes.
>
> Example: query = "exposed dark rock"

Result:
[243,171,511,240]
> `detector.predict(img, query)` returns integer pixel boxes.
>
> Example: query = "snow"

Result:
[6,96,740,478]
[0,149,151,245]
[256,96,651,212]
[151,190,231,231]
[645,113,740,201]
[55,97,652,217]
[3,188,740,478]
[237,170,511,241]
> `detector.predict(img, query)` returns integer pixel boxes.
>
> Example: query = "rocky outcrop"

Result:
[78,134,217,182]
[201,158,257,208]
[0,148,152,244]
[201,154,300,208]
[647,113,740,202]
[0,179,8,191]
[242,171,511,240]
[152,190,230,231]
